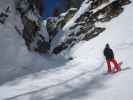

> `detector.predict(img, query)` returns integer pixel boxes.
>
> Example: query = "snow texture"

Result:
[0,0,133,100]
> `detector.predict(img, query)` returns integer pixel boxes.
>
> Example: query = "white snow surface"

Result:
[0,0,133,100]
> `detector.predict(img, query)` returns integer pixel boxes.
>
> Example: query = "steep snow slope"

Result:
[0,0,133,100]
[0,0,68,85]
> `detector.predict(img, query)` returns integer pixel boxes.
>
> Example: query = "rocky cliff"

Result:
[0,0,130,55]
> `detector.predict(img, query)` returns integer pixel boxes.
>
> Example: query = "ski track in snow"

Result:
[1,43,133,100]
[0,60,104,100]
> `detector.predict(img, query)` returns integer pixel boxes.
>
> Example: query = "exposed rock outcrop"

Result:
[52,0,131,54]
[15,0,49,53]
[14,0,131,54]
[0,6,10,24]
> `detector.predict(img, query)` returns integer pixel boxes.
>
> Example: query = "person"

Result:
[103,43,120,73]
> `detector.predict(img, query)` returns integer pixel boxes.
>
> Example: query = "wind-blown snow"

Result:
[0,0,133,100]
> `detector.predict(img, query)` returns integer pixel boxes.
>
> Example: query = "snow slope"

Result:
[0,0,133,100]
[0,0,68,85]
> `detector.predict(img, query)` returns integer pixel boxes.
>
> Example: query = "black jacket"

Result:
[104,47,114,59]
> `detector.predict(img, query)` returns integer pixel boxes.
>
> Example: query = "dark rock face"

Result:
[52,0,131,54]
[0,6,10,24]
[32,0,42,15]
[92,0,109,9]
[53,42,68,54]
[46,17,58,42]
[119,0,132,5]
[15,0,131,54]
[22,16,38,49]
[94,0,125,22]
[15,0,49,53]
[46,8,77,42]
[15,0,77,54]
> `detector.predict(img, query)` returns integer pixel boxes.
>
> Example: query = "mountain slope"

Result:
[0,0,133,100]
[52,0,131,54]
[0,0,69,85]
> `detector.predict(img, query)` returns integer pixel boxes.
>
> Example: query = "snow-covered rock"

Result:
[15,0,50,53]
[3,0,130,55]
[52,0,131,54]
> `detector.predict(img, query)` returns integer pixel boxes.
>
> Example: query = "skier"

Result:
[103,43,120,73]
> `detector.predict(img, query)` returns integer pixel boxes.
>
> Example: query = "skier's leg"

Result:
[112,59,120,71]
[106,59,112,73]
